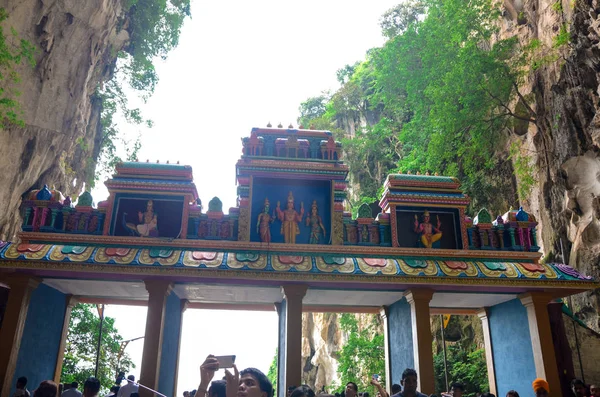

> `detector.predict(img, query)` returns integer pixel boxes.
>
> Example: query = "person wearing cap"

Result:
[532,379,549,397]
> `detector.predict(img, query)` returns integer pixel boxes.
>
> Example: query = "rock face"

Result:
[0,0,127,240]
[499,0,600,331]
[301,313,383,391]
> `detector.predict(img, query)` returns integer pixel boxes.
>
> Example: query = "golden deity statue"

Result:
[413,210,442,248]
[275,191,304,244]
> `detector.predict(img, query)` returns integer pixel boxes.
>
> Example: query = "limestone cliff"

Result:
[0,0,128,240]
[301,313,383,392]
[500,0,600,331]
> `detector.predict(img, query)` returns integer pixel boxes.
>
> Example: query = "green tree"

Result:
[61,304,135,393]
[301,0,554,213]
[433,345,488,397]
[267,349,278,392]
[298,95,330,128]
[88,0,191,186]
[335,314,385,396]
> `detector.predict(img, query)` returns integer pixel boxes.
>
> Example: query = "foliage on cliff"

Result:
[298,0,549,213]
[61,304,134,392]
[92,0,191,184]
[0,8,35,128]
[334,314,385,395]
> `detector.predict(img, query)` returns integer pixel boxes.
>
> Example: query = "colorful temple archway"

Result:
[0,127,597,397]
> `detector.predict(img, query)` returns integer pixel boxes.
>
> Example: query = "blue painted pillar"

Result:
[11,284,67,395]
[276,300,287,397]
[158,291,185,397]
[488,299,536,397]
[386,297,414,385]
[0,276,41,397]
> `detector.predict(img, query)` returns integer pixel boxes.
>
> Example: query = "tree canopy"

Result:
[61,304,135,393]
[92,0,191,185]
[298,0,557,213]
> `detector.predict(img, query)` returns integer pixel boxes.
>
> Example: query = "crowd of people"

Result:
[11,356,600,397]
[11,375,138,397]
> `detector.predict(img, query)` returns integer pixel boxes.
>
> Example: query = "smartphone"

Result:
[214,355,236,369]
[372,374,380,381]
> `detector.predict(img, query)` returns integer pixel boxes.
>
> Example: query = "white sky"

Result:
[101,1,400,396]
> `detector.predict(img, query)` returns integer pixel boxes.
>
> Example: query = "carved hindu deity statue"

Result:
[305,200,326,244]
[275,191,304,244]
[126,200,158,237]
[256,198,274,243]
[413,210,442,248]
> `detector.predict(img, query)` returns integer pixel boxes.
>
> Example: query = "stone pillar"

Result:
[139,280,173,397]
[275,302,286,397]
[404,289,434,395]
[547,301,575,397]
[487,299,536,396]
[0,275,40,397]
[387,297,414,385]
[54,295,78,383]
[380,306,391,393]
[158,292,186,397]
[281,285,308,394]
[520,293,561,396]
[477,308,497,396]
[172,299,189,397]
[12,284,67,394]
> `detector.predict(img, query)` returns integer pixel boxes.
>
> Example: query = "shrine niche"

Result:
[113,196,184,238]
[396,207,462,249]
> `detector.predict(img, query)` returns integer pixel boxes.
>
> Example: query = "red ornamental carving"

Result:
[446,261,468,270]
[363,258,386,267]
[192,251,217,261]
[16,244,44,253]
[105,248,131,257]
[278,255,304,264]
[521,262,546,273]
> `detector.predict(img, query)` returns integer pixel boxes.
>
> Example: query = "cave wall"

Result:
[496,0,600,331]
[0,0,127,241]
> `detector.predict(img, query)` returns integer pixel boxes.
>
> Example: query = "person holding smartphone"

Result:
[370,375,389,397]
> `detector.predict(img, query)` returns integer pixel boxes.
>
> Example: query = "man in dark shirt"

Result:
[390,369,427,397]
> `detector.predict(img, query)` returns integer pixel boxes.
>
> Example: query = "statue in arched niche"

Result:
[275,191,304,244]
[305,200,326,244]
[125,200,158,237]
[413,210,442,248]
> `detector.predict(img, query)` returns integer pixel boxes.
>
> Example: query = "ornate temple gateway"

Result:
[0,127,597,397]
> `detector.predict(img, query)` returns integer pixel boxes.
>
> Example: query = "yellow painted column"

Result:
[281,284,308,392]
[404,289,435,395]
[139,280,173,397]
[476,308,497,396]
[380,306,391,394]
[519,293,561,396]
[53,295,78,383]
[0,275,40,397]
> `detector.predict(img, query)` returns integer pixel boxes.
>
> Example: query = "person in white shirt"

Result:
[62,382,82,397]
[117,376,138,397]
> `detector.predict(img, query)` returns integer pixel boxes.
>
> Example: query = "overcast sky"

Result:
[101,1,400,395]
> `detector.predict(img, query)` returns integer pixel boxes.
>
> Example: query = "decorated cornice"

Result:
[250,127,333,139]
[0,242,596,293]
[18,231,543,261]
